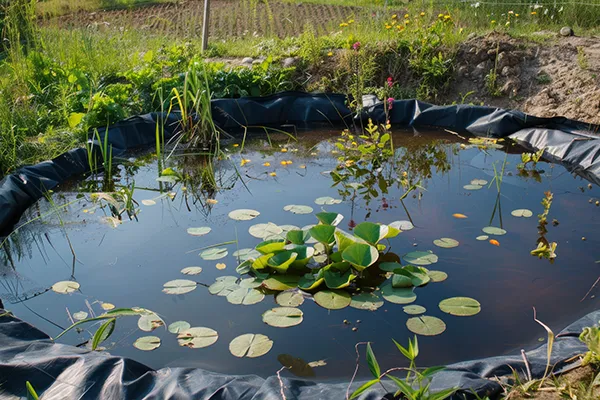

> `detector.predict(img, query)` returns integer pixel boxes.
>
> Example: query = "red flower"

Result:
[387,77,393,87]
[352,42,361,51]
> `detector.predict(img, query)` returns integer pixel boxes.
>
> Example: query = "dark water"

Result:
[3,129,600,381]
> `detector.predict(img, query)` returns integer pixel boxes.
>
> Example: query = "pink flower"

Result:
[387,97,394,110]
[387,77,393,87]
[352,42,361,51]
[348,219,356,229]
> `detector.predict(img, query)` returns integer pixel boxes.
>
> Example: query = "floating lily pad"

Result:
[229,333,273,358]
[471,179,488,186]
[511,209,533,218]
[100,303,115,311]
[226,288,265,305]
[228,209,260,221]
[476,235,489,241]
[406,316,446,336]
[138,313,164,332]
[208,276,239,296]
[233,248,260,262]
[381,282,417,304]
[133,336,161,351]
[262,307,304,328]
[315,196,342,205]
[283,205,314,215]
[141,199,156,206]
[163,279,197,295]
[239,277,262,289]
[403,251,438,266]
[428,270,448,282]
[249,223,283,239]
[463,184,483,190]
[439,297,481,316]
[187,227,211,237]
[181,266,203,275]
[433,238,459,248]
[482,226,507,236]
[200,247,228,260]
[177,327,219,348]
[73,311,88,320]
[52,281,80,294]
[168,321,191,334]
[349,292,384,311]
[379,262,403,272]
[389,220,414,231]
[262,275,301,291]
[276,291,305,307]
[314,290,351,310]
[403,305,426,315]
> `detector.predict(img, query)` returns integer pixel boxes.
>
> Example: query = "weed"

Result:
[578,46,589,70]
[536,72,552,84]
[531,191,558,262]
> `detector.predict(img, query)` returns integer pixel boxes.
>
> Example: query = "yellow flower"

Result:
[531,11,536,15]
[348,19,354,24]
[281,148,288,153]
[280,161,287,166]
[515,13,519,17]
[385,24,392,29]
[233,143,239,147]
[402,171,408,177]
[438,13,444,18]
[240,158,251,166]
[397,25,405,31]
[269,172,277,177]
[491,20,496,24]
[404,19,410,24]
[459,27,464,33]
[351,141,357,146]
[286,160,293,165]
[404,13,409,19]
[392,14,397,19]
[339,22,349,27]
[327,51,333,56]
[263,162,271,167]
[420,12,425,16]
[444,15,451,20]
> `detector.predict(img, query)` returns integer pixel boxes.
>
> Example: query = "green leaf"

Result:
[403,265,431,286]
[137,313,164,332]
[208,276,239,296]
[187,227,211,236]
[200,247,228,260]
[381,282,417,304]
[256,239,286,255]
[163,279,198,295]
[54,308,149,340]
[387,375,415,398]
[439,297,481,316]
[287,230,310,245]
[26,381,39,400]
[433,238,459,248]
[349,292,384,311]
[276,291,305,307]
[262,275,301,291]
[471,179,488,185]
[315,212,344,226]
[252,253,273,270]
[314,290,351,310]
[350,379,380,399]
[283,204,314,214]
[51,280,80,294]
[379,262,402,272]
[482,226,507,236]
[335,229,367,253]
[181,266,203,275]
[262,307,303,328]
[249,223,283,239]
[298,274,324,291]
[366,342,381,378]
[463,184,483,190]
[315,196,342,205]
[177,327,219,349]
[226,287,265,305]
[229,333,273,358]
[233,248,261,262]
[324,269,356,289]
[403,251,438,266]
[68,112,86,128]
[511,209,533,218]
[354,222,389,245]
[309,225,336,245]
[228,209,260,221]
[392,270,415,288]
[168,321,191,334]
[267,251,298,273]
[287,245,315,267]
[134,335,161,351]
[92,318,116,350]
[342,243,379,271]
[406,316,446,336]
[403,305,426,315]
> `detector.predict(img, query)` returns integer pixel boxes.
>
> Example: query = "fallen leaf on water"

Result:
[299,165,306,169]
[206,199,218,205]
[263,162,271,167]
[269,172,277,177]
[281,148,288,153]
[489,239,500,247]
[452,213,468,219]
[216,263,227,270]
[240,159,251,166]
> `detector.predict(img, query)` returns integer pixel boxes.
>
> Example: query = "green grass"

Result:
[36,0,176,17]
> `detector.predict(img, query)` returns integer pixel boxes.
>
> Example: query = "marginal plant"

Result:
[530,191,557,262]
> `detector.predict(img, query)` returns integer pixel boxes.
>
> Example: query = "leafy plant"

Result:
[530,191,557,262]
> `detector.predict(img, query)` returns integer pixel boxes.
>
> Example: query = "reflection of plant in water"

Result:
[531,191,557,262]
[517,148,544,182]
[90,181,139,222]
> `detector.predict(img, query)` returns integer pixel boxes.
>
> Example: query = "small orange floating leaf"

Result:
[216,263,226,270]
[489,239,500,247]
[452,213,468,219]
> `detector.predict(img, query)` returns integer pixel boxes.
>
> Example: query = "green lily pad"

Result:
[349,292,384,311]
[315,212,344,227]
[73,311,88,320]
[314,290,351,310]
[353,222,389,245]
[315,196,342,205]
[389,220,414,231]
[471,179,488,186]
[379,262,403,272]
[177,327,219,348]
[433,238,459,248]
[439,297,481,316]
[392,270,414,288]
[427,270,448,282]
[403,305,426,315]
[256,239,286,255]
[262,275,301,291]
[463,184,483,190]
[309,225,336,245]
[181,266,203,275]
[208,276,239,296]
[476,235,489,241]
[298,274,324,291]
[511,209,533,218]
[133,336,161,351]
[229,209,260,221]
[403,251,438,266]
[137,313,164,332]
[226,287,265,305]
[233,248,261,262]
[342,243,379,271]
[187,227,211,236]
[403,266,431,286]
[239,277,263,289]
[406,316,446,336]
[482,226,507,236]
[229,333,273,358]
[324,269,356,289]
[262,307,303,328]
[168,321,191,334]
[381,282,417,304]
[249,223,283,239]
[283,205,314,215]
[52,281,80,294]
[163,279,198,295]
[200,247,228,260]
[276,291,305,307]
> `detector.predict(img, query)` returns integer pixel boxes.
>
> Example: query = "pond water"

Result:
[2,127,600,381]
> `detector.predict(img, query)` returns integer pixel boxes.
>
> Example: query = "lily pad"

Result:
[511,209,533,218]
[133,336,161,351]
[463,184,483,190]
[262,307,303,328]
[229,333,273,358]
[278,225,301,234]
[403,305,426,315]
[177,327,219,348]
[381,282,417,304]
[233,248,261,261]
[208,276,239,296]
[471,179,488,185]
[138,313,164,332]
[73,311,88,320]
[482,226,507,236]
[324,269,356,289]
[433,238,459,249]
[239,277,263,289]
[283,205,314,215]
[52,281,80,294]
[349,292,384,311]
[428,270,448,282]
[200,247,229,260]
[181,266,203,275]
[389,220,414,231]
[314,290,351,310]
[262,275,301,291]
[141,199,156,206]
[476,235,489,241]
[406,316,446,336]
[276,291,305,307]
[439,297,481,316]
[353,222,389,245]
[229,209,260,221]
[249,223,283,239]
[187,227,211,236]
[315,212,344,226]
[315,196,342,205]
[403,251,438,266]
[309,225,336,245]
[168,321,191,334]
[342,243,379,271]
[163,279,198,295]
[226,287,265,305]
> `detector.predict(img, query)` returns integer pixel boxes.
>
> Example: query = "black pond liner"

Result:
[0,91,599,399]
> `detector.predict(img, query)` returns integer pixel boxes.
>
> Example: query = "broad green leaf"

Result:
[349,292,384,311]
[366,342,380,378]
[463,184,482,190]
[383,225,401,239]
[350,379,380,399]
[287,245,315,267]
[262,275,301,291]
[403,305,426,315]
[392,270,415,288]
[309,225,336,245]
[163,279,197,295]
[200,247,228,260]
[228,209,260,221]
[168,321,191,334]
[137,313,164,332]
[68,112,85,128]
[181,266,203,275]
[315,212,344,226]
[439,297,481,316]
[298,274,324,291]
[403,251,438,266]
[324,269,356,289]
[256,239,286,255]
[379,262,403,272]
[236,260,252,274]
[134,336,161,351]
[283,204,313,214]
[433,238,459,249]
[267,251,298,273]
[403,265,431,287]
[389,220,414,231]
[287,230,310,245]
[226,287,265,305]
[249,223,283,239]
[406,316,446,336]
[314,290,351,310]
[92,318,115,350]
[262,307,303,328]
[342,243,379,271]
[52,281,80,294]
[381,282,416,304]
[511,209,533,218]
[187,227,211,236]
[482,226,507,236]
[428,270,448,282]
[277,354,315,378]
[354,222,389,245]
[253,253,274,270]
[315,196,342,205]
[229,333,273,358]
[177,327,219,348]
[276,291,305,307]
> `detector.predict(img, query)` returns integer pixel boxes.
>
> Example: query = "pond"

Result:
[2,126,600,381]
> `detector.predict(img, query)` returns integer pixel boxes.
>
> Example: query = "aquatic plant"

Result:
[530,191,557,262]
